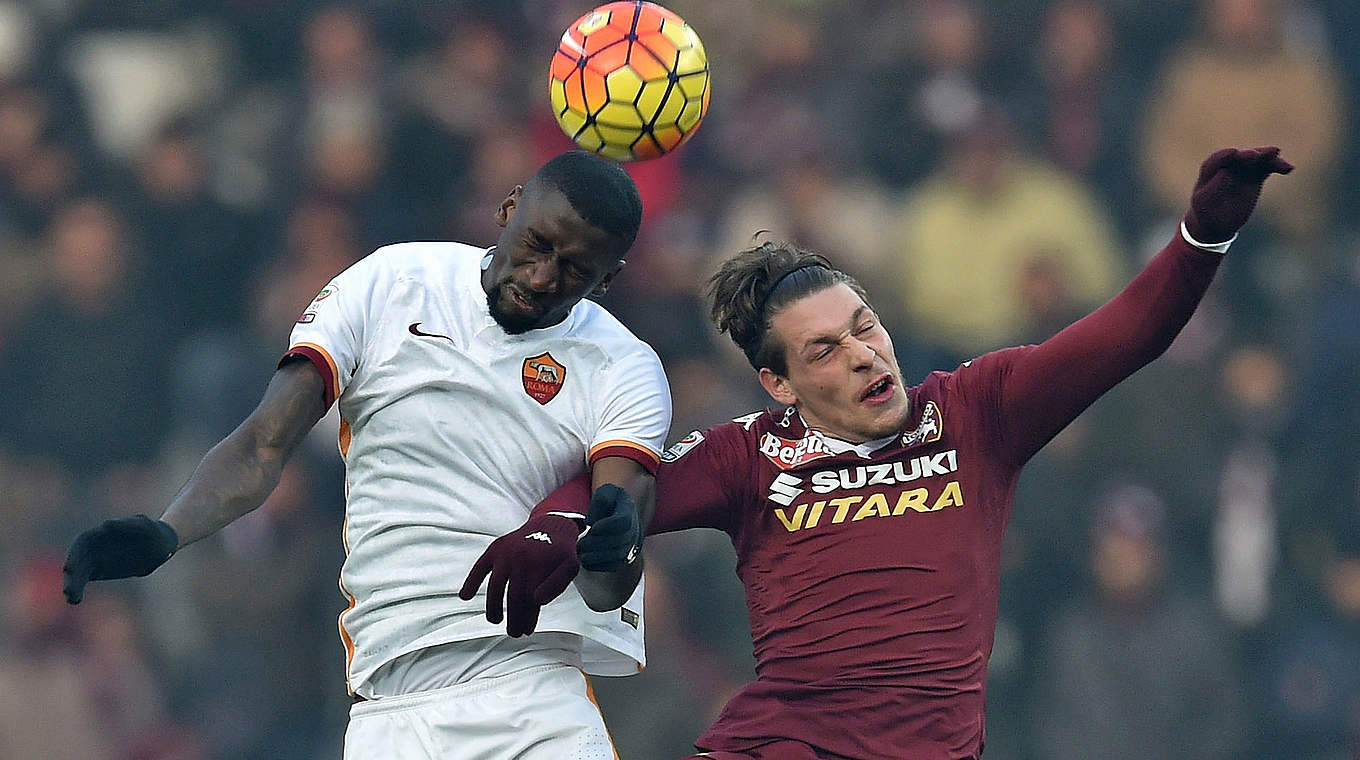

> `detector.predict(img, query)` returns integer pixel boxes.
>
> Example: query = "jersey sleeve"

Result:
[649,422,751,535]
[534,419,753,535]
[984,231,1224,466]
[280,248,395,407]
[586,345,672,474]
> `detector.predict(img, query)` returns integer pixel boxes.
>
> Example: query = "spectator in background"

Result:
[385,14,509,236]
[0,455,74,570]
[857,0,993,189]
[1015,0,1146,238]
[1211,344,1287,628]
[715,153,896,292]
[1314,0,1360,221]
[0,82,90,238]
[0,198,168,476]
[1259,534,1360,759]
[0,556,201,760]
[1276,245,1360,568]
[1141,0,1346,242]
[891,107,1123,361]
[130,117,263,341]
[0,556,117,760]
[1033,484,1247,760]
[289,6,417,248]
[446,123,541,241]
[394,11,518,154]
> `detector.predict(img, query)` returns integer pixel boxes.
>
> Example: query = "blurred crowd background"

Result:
[0,0,1356,758]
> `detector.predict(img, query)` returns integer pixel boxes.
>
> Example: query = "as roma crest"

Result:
[522,352,567,404]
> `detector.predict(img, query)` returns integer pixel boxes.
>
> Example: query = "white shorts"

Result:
[343,662,618,760]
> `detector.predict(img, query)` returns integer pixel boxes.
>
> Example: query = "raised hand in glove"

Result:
[459,511,583,637]
[577,484,642,573]
[1184,146,1294,244]
[63,515,179,604]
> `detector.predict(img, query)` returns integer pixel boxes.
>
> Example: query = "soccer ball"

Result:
[549,1,710,161]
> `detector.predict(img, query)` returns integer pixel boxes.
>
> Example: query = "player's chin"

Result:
[859,398,909,438]
[489,295,544,334]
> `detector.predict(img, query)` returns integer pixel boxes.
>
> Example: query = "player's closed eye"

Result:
[525,233,552,253]
[562,262,589,282]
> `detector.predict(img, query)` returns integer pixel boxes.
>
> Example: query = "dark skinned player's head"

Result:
[708,241,909,442]
[482,151,643,334]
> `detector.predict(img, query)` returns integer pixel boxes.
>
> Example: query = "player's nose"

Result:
[847,337,876,368]
[525,259,559,293]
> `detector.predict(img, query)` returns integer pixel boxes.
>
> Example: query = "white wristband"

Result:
[1181,220,1236,254]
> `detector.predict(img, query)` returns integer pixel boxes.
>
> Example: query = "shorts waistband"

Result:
[348,663,572,718]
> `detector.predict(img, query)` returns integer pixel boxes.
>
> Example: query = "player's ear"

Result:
[590,259,626,297]
[758,367,798,407]
[494,185,523,228]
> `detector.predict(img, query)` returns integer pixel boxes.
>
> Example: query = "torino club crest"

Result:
[901,401,943,448]
[522,352,566,404]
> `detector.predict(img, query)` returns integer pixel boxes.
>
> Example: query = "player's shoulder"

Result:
[707,407,791,447]
[360,240,486,282]
[659,408,769,464]
[568,299,660,358]
[918,346,1036,400]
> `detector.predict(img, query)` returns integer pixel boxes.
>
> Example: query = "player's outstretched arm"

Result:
[63,358,328,604]
[994,146,1292,465]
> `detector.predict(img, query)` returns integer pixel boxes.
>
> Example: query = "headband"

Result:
[759,263,829,318]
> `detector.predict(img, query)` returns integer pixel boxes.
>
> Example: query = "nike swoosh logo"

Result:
[408,322,454,342]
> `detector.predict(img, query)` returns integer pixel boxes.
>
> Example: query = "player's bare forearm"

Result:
[159,359,328,547]
[575,456,656,611]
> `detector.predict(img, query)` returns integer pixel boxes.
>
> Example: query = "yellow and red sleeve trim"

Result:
[588,439,661,475]
[281,342,339,408]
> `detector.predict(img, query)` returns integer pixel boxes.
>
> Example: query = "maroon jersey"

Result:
[536,234,1224,759]
[656,358,1024,759]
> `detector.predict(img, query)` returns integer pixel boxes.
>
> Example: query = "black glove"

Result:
[63,515,179,604]
[576,484,642,572]
[1183,146,1294,243]
[459,512,583,637]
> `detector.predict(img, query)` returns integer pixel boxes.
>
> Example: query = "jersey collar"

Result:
[475,247,578,343]
[781,406,899,459]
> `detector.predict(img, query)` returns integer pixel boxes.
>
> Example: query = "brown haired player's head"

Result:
[708,240,909,442]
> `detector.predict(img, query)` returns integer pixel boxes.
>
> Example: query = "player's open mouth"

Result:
[859,374,895,403]
[506,286,540,313]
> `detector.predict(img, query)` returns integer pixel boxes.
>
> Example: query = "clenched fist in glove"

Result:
[577,485,642,573]
[460,481,645,636]
[459,510,584,637]
[63,515,179,604]
[1183,146,1294,245]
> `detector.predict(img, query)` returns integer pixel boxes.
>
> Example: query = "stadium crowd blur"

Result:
[0,0,1356,757]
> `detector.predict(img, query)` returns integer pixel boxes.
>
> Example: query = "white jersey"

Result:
[283,241,671,694]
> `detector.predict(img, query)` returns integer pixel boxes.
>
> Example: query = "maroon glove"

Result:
[459,511,583,637]
[1183,146,1294,244]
